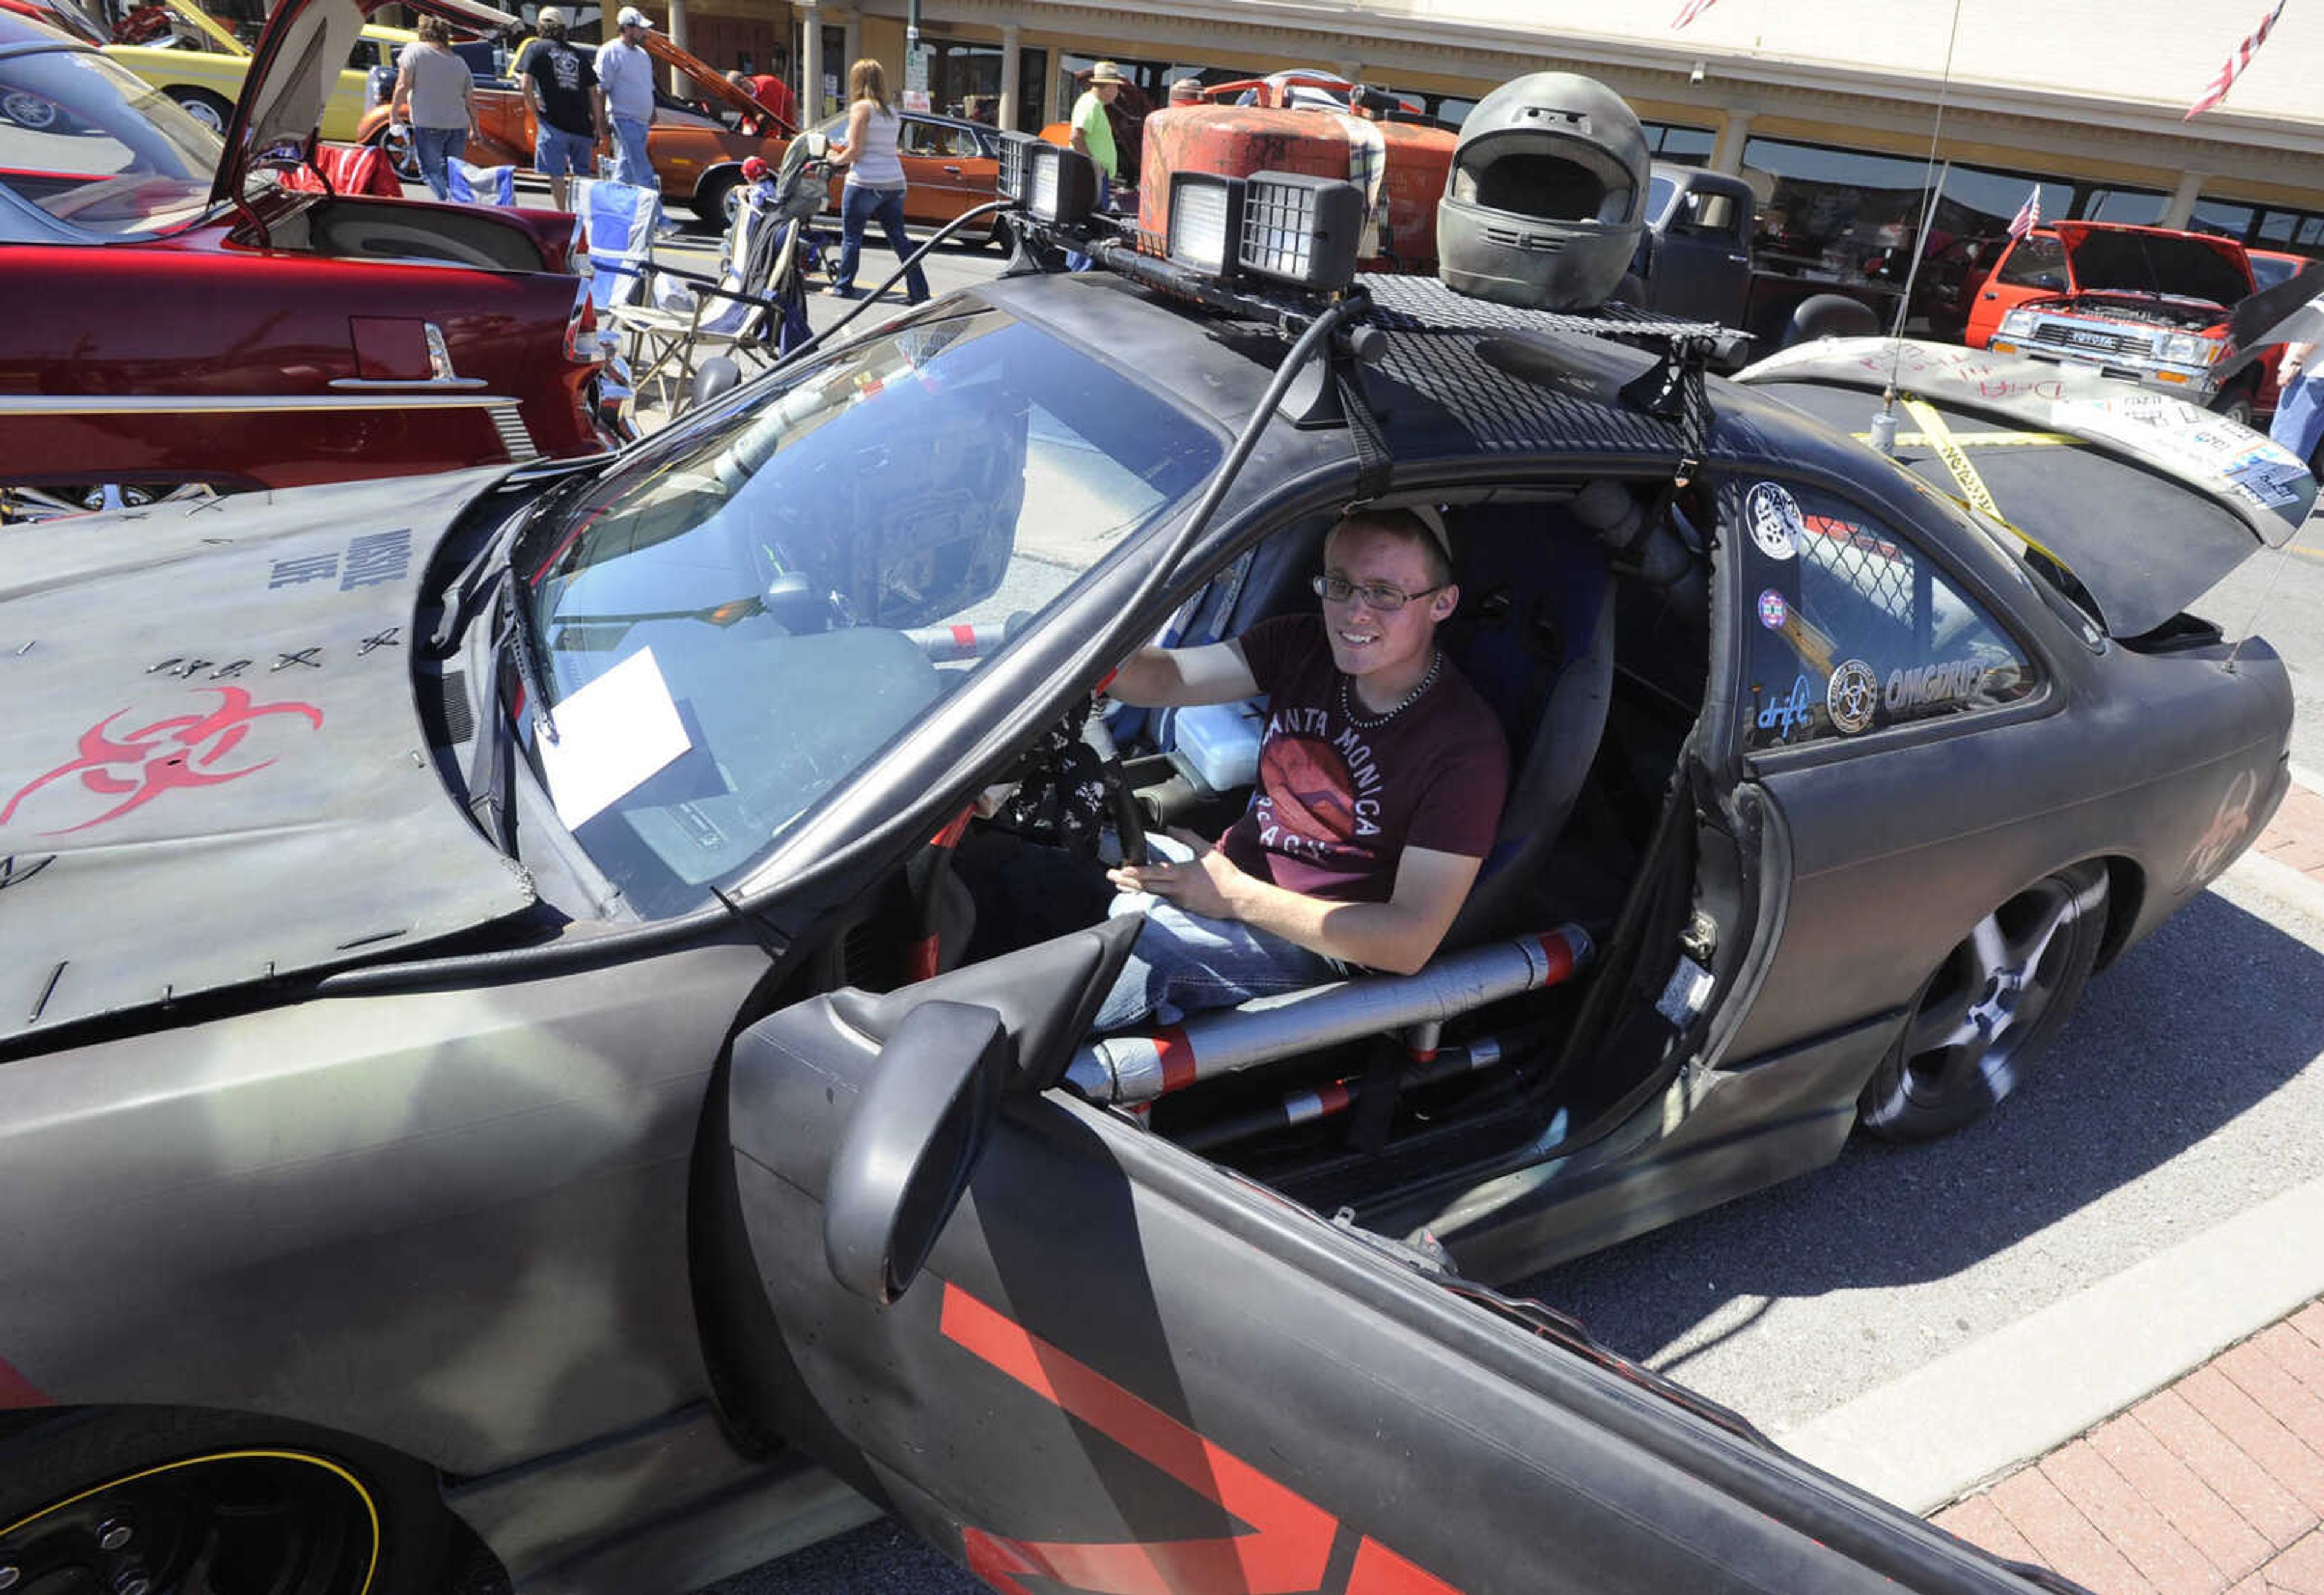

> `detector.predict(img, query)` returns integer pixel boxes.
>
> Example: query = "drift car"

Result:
[0,85,2301,1595]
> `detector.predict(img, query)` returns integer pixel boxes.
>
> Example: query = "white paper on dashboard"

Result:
[536,646,692,829]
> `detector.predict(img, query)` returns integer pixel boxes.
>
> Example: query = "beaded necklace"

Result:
[1338,646,1442,729]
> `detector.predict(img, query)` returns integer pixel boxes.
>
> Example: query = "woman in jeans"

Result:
[389,16,474,202]
[823,59,929,303]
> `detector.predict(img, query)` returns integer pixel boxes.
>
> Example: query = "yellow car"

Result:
[103,0,412,139]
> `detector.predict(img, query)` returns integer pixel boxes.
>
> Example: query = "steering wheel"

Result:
[992,694,1147,864]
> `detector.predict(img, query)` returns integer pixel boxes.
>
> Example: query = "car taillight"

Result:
[565,277,603,364]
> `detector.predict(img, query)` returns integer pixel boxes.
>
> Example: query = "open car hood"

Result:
[0,469,537,1042]
[158,0,248,56]
[2050,222,2252,309]
[209,0,513,205]
[642,28,794,132]
[1735,338,2314,637]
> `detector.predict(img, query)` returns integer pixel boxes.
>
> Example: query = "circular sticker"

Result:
[1746,482,1804,562]
[1826,659,1880,736]
[1757,588,1788,630]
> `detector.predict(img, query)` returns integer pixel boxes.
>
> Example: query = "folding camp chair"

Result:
[609,143,831,412]
[447,159,517,205]
[578,178,663,318]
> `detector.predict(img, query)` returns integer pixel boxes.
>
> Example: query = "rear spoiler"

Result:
[1736,338,2314,548]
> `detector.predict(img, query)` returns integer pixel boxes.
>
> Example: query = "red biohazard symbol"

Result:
[942,1283,1465,1595]
[1,687,324,836]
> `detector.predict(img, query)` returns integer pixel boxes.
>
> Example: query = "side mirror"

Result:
[822,999,1008,1303]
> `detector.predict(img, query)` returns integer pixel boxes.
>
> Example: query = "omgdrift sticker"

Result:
[1826,659,1880,735]
[1746,482,1803,561]
[1884,657,1986,714]
[1757,589,1789,630]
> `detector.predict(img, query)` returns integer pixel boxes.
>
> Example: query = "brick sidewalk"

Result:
[1932,1301,2324,1593]
[2253,781,2324,889]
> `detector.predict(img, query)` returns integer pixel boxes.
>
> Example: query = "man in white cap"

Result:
[520,6,602,210]
[596,5,658,188]
[1087,505,1508,1030]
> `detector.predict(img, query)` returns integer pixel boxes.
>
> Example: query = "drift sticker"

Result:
[1884,657,1986,714]
[1745,482,1802,561]
[1757,589,1789,630]
[1825,659,1880,735]
[1756,675,1814,740]
[0,687,323,835]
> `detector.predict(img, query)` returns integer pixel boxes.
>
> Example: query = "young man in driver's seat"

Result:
[1091,507,1508,1030]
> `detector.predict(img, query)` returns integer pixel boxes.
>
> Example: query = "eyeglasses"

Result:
[1311,574,1443,613]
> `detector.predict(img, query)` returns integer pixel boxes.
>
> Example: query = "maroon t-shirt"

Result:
[1218,614,1509,903]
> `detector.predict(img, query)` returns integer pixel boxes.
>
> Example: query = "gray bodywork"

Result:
[0,272,2295,1591]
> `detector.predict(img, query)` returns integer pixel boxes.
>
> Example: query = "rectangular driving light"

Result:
[996,135,1098,226]
[996,131,1039,203]
[1238,171,1363,292]
[1167,171,1246,279]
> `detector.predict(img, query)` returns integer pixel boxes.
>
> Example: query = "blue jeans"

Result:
[832,183,930,303]
[1065,171,1111,273]
[1091,837,1342,1033]
[412,125,466,202]
[2271,371,2324,470]
[609,115,654,188]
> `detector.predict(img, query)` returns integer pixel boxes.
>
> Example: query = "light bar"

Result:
[1167,171,1246,278]
[1238,172,1363,292]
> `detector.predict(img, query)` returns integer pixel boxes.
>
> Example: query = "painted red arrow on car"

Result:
[940,1281,1464,1595]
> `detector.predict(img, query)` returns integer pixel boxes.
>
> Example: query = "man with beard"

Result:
[1089,507,1508,1030]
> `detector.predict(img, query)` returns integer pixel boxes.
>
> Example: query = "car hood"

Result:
[1735,338,2314,636]
[210,0,513,206]
[0,469,537,1042]
[2051,222,2252,309]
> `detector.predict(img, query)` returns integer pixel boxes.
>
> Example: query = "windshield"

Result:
[2252,254,2301,292]
[522,309,1221,917]
[1646,173,1675,225]
[0,44,220,235]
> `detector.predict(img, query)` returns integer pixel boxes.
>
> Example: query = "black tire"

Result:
[165,87,232,134]
[696,171,740,226]
[2211,381,2257,429]
[0,1407,458,1595]
[1856,861,2109,1142]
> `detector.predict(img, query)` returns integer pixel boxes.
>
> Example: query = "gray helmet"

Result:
[1437,73,1649,311]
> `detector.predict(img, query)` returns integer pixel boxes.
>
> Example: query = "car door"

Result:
[895,116,992,228]
[1963,231,2070,348]
[697,918,2056,1595]
[1709,468,2067,1081]
[1652,180,1753,325]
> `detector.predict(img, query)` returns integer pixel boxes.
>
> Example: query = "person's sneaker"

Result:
[821,283,861,299]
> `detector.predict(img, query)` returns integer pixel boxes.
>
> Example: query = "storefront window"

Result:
[1643,120,1714,166]
[1742,136,1933,289]
[1017,47,1046,133]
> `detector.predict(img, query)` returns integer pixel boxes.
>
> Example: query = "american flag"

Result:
[2187,0,2288,118]
[2007,186,2041,240]
[1671,0,1720,27]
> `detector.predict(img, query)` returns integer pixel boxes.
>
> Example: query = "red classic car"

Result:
[0,0,620,517]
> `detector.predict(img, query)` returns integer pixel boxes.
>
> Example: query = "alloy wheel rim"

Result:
[172,96,224,133]
[0,1451,379,1595]
[1894,877,2083,1112]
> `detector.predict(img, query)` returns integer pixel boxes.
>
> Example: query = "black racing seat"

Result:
[1436,504,1615,949]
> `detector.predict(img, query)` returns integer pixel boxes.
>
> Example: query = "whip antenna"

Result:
[1874,0,1968,454]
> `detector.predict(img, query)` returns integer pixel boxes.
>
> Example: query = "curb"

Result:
[1771,1174,2324,1516]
